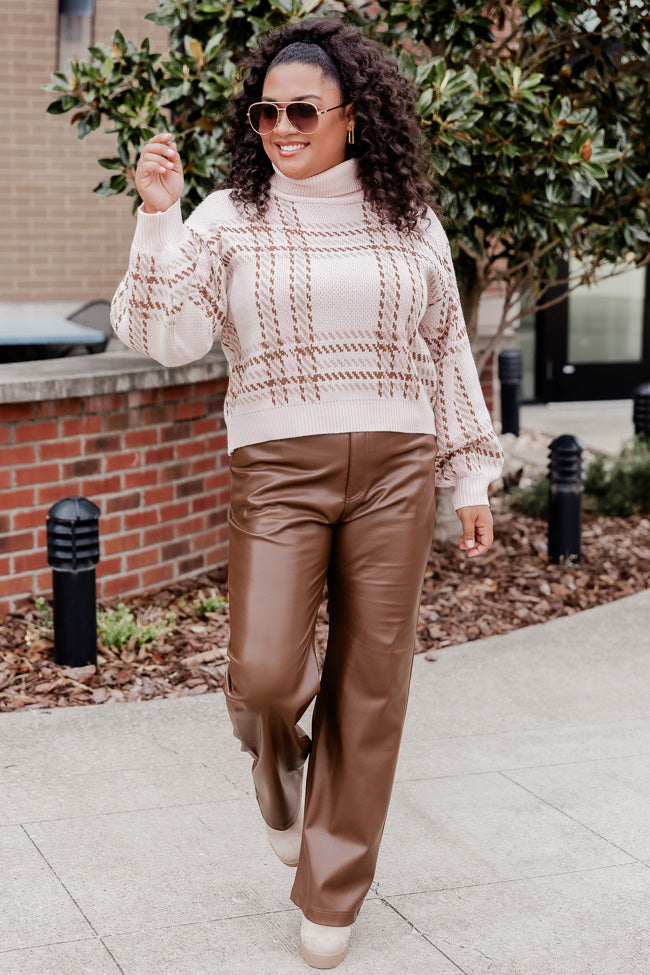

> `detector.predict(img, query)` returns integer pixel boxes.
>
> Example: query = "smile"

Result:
[275,143,309,155]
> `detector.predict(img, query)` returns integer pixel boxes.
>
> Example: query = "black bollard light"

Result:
[46,496,100,667]
[547,435,584,565]
[632,382,650,441]
[498,349,522,436]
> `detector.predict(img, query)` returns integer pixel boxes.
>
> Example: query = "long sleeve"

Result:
[419,233,504,510]
[110,200,227,368]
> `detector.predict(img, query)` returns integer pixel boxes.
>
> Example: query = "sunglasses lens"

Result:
[286,102,319,133]
[249,104,278,134]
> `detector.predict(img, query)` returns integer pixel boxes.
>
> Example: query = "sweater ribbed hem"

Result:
[226,399,436,454]
[452,475,493,510]
[131,200,185,253]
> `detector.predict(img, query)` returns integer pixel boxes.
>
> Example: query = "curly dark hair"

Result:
[223,17,434,233]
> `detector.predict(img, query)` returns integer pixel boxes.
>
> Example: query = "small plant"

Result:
[194,589,227,616]
[32,596,54,640]
[97,603,176,650]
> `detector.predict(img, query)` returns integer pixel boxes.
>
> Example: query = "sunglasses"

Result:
[247,100,348,135]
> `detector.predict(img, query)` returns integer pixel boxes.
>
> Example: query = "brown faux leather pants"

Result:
[224,431,437,926]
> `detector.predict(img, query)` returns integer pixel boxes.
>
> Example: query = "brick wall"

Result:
[0,377,230,614]
[1,0,168,302]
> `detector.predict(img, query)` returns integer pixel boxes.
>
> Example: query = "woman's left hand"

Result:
[456,505,494,558]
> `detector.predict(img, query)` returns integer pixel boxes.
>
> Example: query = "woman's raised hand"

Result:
[135,132,184,214]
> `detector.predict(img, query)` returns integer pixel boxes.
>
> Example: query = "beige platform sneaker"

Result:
[299,916,352,969]
[265,805,304,867]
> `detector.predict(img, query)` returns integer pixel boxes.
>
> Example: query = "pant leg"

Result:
[224,436,344,830]
[290,431,437,925]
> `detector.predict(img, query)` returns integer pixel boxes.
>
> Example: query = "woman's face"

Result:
[258,62,352,180]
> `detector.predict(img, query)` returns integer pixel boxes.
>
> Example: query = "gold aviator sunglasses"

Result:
[247,100,348,135]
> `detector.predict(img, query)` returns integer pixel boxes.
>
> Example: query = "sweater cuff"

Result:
[452,475,493,510]
[131,199,185,254]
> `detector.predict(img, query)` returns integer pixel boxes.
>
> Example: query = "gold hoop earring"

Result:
[348,128,355,145]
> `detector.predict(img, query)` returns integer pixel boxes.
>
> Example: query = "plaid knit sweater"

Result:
[111,158,503,508]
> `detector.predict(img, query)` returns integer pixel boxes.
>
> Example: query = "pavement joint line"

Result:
[498,770,644,863]
[10,794,252,827]
[377,894,471,975]
[397,748,650,782]
[402,715,650,743]
[376,860,644,899]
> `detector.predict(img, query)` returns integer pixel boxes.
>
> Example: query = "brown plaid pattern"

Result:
[111,179,504,497]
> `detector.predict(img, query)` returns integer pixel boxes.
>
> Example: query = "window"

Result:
[58,0,95,70]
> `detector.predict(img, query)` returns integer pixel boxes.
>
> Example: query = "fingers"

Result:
[456,505,494,558]
[138,136,180,175]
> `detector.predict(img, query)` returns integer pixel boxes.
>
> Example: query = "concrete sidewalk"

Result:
[2,588,649,975]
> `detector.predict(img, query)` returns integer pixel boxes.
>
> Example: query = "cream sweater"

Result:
[111,158,503,508]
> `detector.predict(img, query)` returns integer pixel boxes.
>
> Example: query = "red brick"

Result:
[35,570,52,593]
[62,416,102,437]
[216,488,230,506]
[175,514,205,536]
[0,530,34,555]
[122,469,157,490]
[105,491,141,514]
[161,538,192,560]
[205,470,229,490]
[178,554,205,575]
[104,451,142,473]
[62,457,101,479]
[39,438,83,461]
[144,445,174,465]
[105,412,141,433]
[161,384,192,403]
[0,555,11,576]
[124,428,158,448]
[160,421,192,443]
[126,389,159,408]
[158,500,189,522]
[85,434,122,454]
[100,573,140,599]
[176,478,205,498]
[191,456,217,476]
[84,393,125,414]
[175,440,204,460]
[141,405,175,426]
[188,495,211,515]
[125,547,160,570]
[38,398,82,419]
[0,487,35,509]
[82,475,122,497]
[37,483,75,506]
[140,564,174,589]
[192,418,219,438]
[13,550,46,573]
[195,379,221,396]
[0,572,35,597]
[0,444,36,467]
[142,524,174,547]
[100,514,122,535]
[15,420,59,443]
[142,485,174,506]
[0,470,12,489]
[0,428,10,446]
[124,508,159,530]
[159,462,185,484]
[13,509,44,530]
[0,403,36,423]
[103,531,141,556]
[15,463,59,487]
[176,399,206,421]
[97,556,122,578]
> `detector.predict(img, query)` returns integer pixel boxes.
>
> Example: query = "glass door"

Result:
[535,262,650,401]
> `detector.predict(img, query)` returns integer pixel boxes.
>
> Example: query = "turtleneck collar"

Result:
[270,158,364,203]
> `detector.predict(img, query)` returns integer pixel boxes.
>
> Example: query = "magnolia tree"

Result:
[45,0,650,363]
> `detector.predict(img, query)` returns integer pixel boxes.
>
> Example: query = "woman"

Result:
[111,16,504,969]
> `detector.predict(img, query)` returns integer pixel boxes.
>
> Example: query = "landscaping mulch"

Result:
[1,512,649,713]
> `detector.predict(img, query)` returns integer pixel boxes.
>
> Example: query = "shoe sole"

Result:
[299,939,350,969]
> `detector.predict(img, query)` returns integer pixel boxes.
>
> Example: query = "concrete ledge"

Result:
[0,343,229,404]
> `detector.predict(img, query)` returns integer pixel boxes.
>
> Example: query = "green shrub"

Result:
[97,603,176,650]
[509,436,650,519]
[194,589,227,616]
